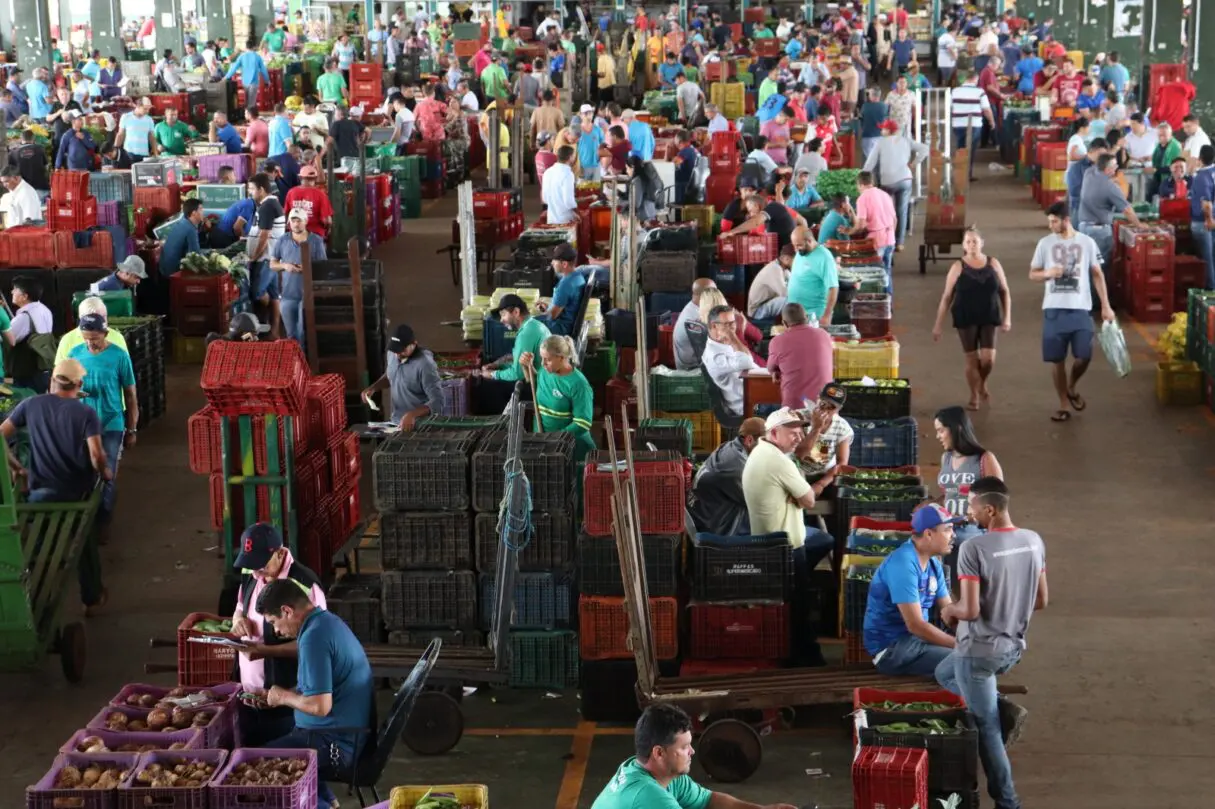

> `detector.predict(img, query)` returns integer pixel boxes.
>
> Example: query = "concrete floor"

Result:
[3,160,1215,809]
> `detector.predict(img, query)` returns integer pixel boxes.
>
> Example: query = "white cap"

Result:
[764,407,809,431]
[579,103,594,114]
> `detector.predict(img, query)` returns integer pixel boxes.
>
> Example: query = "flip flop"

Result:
[1051,410,1071,422]
[1068,392,1087,411]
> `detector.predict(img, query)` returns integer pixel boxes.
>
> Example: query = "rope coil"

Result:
[497,456,534,552]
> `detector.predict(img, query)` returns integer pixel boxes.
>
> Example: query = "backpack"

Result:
[7,309,56,379]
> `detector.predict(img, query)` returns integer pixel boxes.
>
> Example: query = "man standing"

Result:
[864,118,928,252]
[480,52,510,102]
[936,21,959,86]
[595,43,616,106]
[674,278,717,371]
[361,324,443,430]
[93,255,148,292]
[1077,153,1141,267]
[1180,114,1212,175]
[153,106,197,156]
[481,293,551,382]
[767,303,834,409]
[1066,138,1105,223]
[863,504,957,675]
[786,226,838,325]
[674,72,703,127]
[67,314,137,541]
[936,477,1043,809]
[950,71,994,181]
[704,104,729,136]
[160,199,205,278]
[535,244,586,336]
[541,146,578,225]
[1148,122,1183,201]
[283,166,333,239]
[530,89,565,147]
[268,105,293,158]
[852,171,897,289]
[1189,145,1215,290]
[1,165,45,225]
[4,276,55,391]
[225,39,271,110]
[623,109,655,161]
[316,59,348,104]
[1029,201,1115,423]
[702,304,757,419]
[689,417,767,536]
[115,96,157,162]
[247,174,287,335]
[270,209,327,344]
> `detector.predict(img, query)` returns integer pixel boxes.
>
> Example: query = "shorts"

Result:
[1041,308,1094,363]
[250,260,280,301]
[957,324,997,353]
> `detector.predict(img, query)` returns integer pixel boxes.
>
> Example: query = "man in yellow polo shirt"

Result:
[56,296,129,364]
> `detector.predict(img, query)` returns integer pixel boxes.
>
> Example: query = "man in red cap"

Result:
[283,165,333,239]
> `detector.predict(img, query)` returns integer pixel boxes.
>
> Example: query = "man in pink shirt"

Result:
[766,302,836,408]
[229,522,328,745]
[472,42,493,80]
[853,170,897,291]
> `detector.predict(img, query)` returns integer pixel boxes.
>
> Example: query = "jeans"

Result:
[13,371,50,394]
[861,136,879,163]
[1191,220,1215,289]
[884,179,913,247]
[936,648,1024,809]
[267,727,357,808]
[879,245,895,294]
[1077,222,1114,269]
[954,125,981,178]
[281,298,304,344]
[28,486,103,605]
[100,431,124,524]
[873,633,954,677]
[751,295,787,320]
[791,528,835,663]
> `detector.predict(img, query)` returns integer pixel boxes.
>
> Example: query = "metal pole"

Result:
[458,181,478,307]
[488,107,501,189]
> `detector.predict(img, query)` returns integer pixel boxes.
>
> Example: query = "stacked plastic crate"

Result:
[705,130,741,212]
[30,170,115,272]
[131,159,185,238]
[841,516,915,665]
[349,62,384,112]
[470,187,525,245]
[1186,290,1215,408]
[578,449,685,720]
[107,316,168,429]
[363,172,400,247]
[386,155,424,219]
[1121,222,1176,323]
[405,140,445,200]
[168,271,241,355]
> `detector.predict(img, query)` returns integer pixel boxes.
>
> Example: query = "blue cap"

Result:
[911,504,965,534]
[233,522,284,570]
[78,313,107,333]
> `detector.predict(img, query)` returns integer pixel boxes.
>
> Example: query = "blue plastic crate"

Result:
[97,224,129,266]
[648,291,692,318]
[846,417,919,469]
[710,263,746,295]
[479,571,573,630]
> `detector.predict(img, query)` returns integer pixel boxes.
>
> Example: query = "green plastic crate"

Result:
[72,290,135,317]
[365,142,398,159]
[126,48,154,61]
[649,369,711,412]
[509,630,579,688]
[582,341,618,385]
[385,154,425,179]
[738,116,759,137]
[452,22,483,40]
[635,417,693,457]
[197,183,246,209]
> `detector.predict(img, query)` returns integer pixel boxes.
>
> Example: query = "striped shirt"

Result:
[950,83,991,129]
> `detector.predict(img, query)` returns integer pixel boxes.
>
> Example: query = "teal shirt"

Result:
[69,342,135,432]
[493,317,551,382]
[316,72,347,102]
[818,209,849,242]
[534,366,596,462]
[591,757,712,809]
[786,244,839,322]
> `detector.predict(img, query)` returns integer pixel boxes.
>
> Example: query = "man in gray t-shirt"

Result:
[937,476,1046,809]
[1077,152,1140,266]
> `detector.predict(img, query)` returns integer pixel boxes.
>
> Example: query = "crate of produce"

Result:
[471,431,575,513]
[175,612,235,687]
[0,226,56,268]
[373,430,477,512]
[46,196,99,230]
[390,784,489,809]
[687,601,790,660]
[851,747,928,809]
[380,511,473,570]
[54,230,115,269]
[26,752,139,809]
[836,467,922,488]
[474,510,574,572]
[838,484,927,527]
[577,533,681,596]
[1156,360,1204,406]
[844,564,876,632]
[210,749,318,809]
[60,727,204,754]
[639,250,697,293]
[381,569,477,630]
[116,749,228,809]
[634,417,693,457]
[833,336,900,379]
[649,368,711,412]
[846,417,918,469]
[844,533,904,557]
[479,570,574,629]
[690,532,794,600]
[200,339,309,416]
[858,713,979,794]
[839,379,911,420]
[579,596,679,660]
[108,682,237,711]
[852,687,967,728]
[583,451,685,536]
[87,704,228,749]
[327,574,384,643]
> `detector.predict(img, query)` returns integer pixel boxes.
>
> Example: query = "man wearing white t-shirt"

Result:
[1181,114,1211,174]
[1124,114,1156,165]
[937,24,959,87]
[390,95,415,150]
[1029,201,1115,424]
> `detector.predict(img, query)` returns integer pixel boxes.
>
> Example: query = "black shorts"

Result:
[957,325,997,353]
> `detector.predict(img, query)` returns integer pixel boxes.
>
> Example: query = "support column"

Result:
[154,0,188,56]
[56,0,70,42]
[13,0,53,76]
[678,0,686,29]
[249,0,273,46]
[90,0,124,62]
[201,0,234,49]
[0,0,14,52]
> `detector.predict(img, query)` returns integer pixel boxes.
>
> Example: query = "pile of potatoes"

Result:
[121,687,220,709]
[133,758,218,788]
[221,757,309,786]
[73,736,190,754]
[53,764,131,790]
[102,706,216,734]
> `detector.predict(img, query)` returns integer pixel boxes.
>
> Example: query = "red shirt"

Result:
[608,140,631,173]
[245,117,270,158]
[819,92,841,124]
[767,324,835,408]
[283,185,334,237]
[1055,75,1083,107]
[895,8,909,30]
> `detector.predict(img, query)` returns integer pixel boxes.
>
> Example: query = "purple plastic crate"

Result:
[87,704,229,748]
[197,154,250,183]
[60,727,204,755]
[117,749,229,809]
[210,748,318,809]
[110,681,239,709]
[26,752,140,809]
[97,200,123,227]
[88,705,150,732]
[438,376,468,416]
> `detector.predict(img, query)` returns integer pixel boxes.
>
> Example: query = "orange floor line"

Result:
[555,721,597,809]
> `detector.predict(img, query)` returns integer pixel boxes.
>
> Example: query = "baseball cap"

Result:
[491,293,528,318]
[819,381,847,408]
[552,243,578,262]
[389,323,416,352]
[116,255,147,279]
[78,313,107,333]
[879,119,900,133]
[764,406,809,431]
[288,208,308,222]
[262,159,280,173]
[579,103,594,115]
[228,311,270,339]
[536,131,553,146]
[299,165,318,178]
[911,503,965,534]
[52,358,86,387]
[233,521,284,570]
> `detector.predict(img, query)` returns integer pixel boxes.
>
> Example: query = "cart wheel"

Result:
[918,245,928,275]
[59,622,86,684]
[697,718,762,783]
[402,690,464,755]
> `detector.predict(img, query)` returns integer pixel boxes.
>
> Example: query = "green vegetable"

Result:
[871,718,966,735]
[863,700,956,712]
[815,169,861,201]
[848,569,875,583]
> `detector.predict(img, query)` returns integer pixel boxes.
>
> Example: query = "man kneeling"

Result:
[862,504,958,675]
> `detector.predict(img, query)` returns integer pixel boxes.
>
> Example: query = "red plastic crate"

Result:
[578,596,679,660]
[0,226,55,268]
[46,196,99,231]
[710,130,739,156]
[753,38,780,58]
[170,271,240,309]
[688,602,790,659]
[337,480,361,537]
[583,457,684,536]
[406,139,443,161]
[176,611,237,687]
[703,61,736,82]
[208,472,226,530]
[1128,263,1174,292]
[305,373,347,446]
[328,431,361,493]
[351,62,383,82]
[474,190,512,220]
[705,175,736,213]
[293,449,329,518]
[852,747,928,809]
[133,183,182,217]
[50,169,91,203]
[1125,231,1175,273]
[718,231,778,265]
[1174,255,1207,292]
[201,340,310,416]
[420,179,444,199]
[54,229,114,269]
[709,151,740,175]
[1158,198,1191,223]
[175,304,230,336]
[247,412,307,475]
[187,406,222,474]
[1128,287,1171,322]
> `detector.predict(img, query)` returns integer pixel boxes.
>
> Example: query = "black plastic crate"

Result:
[380,511,474,570]
[643,223,698,252]
[492,264,555,296]
[471,431,575,513]
[859,713,979,794]
[837,485,929,533]
[639,251,697,293]
[327,574,384,643]
[474,510,575,572]
[690,533,794,601]
[381,569,478,630]
[846,417,919,469]
[635,418,694,457]
[577,533,681,597]
[604,308,660,349]
[372,431,477,511]
[387,628,486,647]
[478,570,573,630]
[417,414,507,434]
[840,380,912,419]
[843,565,874,633]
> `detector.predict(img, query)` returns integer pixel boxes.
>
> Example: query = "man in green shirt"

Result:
[154,106,197,155]
[591,704,796,809]
[1149,122,1184,200]
[316,60,348,103]
[757,66,780,108]
[482,294,551,381]
[261,23,286,53]
[480,52,510,102]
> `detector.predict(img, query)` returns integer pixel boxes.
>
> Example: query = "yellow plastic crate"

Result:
[655,409,721,453]
[1156,360,1204,405]
[833,339,900,379]
[677,204,715,240]
[391,785,489,809]
[1042,168,1066,192]
[709,81,746,119]
[171,334,208,365]
[1066,50,1084,69]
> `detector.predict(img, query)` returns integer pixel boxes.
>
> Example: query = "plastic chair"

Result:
[684,319,709,366]
[700,364,742,433]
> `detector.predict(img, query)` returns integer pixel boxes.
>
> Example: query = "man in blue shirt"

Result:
[536,243,586,336]
[862,504,958,675]
[117,99,157,161]
[257,578,373,809]
[268,104,293,158]
[6,67,29,115]
[224,38,271,110]
[623,109,654,160]
[1066,138,1105,222]
[673,130,699,205]
[1099,51,1130,95]
[25,67,53,122]
[1190,145,1215,290]
[270,208,327,343]
[55,112,97,170]
[159,199,205,276]
[95,255,147,292]
[658,52,682,88]
[209,111,244,153]
[1013,46,1043,95]
[1074,80,1105,113]
[212,197,256,248]
[890,28,916,74]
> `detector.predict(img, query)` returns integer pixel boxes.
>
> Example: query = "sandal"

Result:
[1067,392,1087,411]
[1051,410,1071,422]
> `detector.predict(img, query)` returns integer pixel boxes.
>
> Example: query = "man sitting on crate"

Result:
[689,416,766,535]
[861,504,957,676]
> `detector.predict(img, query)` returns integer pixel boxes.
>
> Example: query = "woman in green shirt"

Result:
[521,335,596,463]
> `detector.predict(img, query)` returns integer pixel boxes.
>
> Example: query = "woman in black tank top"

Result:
[931,226,1012,410]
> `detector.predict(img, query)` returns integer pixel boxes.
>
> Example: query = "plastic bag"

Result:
[1098,319,1132,378]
